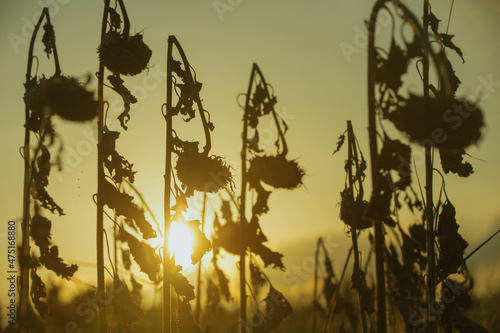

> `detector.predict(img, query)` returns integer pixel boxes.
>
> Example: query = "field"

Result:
[1,1,499,332]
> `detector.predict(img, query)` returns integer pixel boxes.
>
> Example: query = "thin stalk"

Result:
[346,121,368,333]
[20,8,50,333]
[96,1,111,332]
[323,247,352,333]
[312,238,321,333]
[367,5,387,330]
[238,63,258,333]
[422,1,437,332]
[163,36,175,333]
[195,193,207,327]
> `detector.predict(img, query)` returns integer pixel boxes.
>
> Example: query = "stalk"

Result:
[163,36,175,333]
[96,1,111,332]
[20,8,51,333]
[238,63,258,333]
[422,1,437,331]
[367,4,387,330]
[346,121,368,333]
[322,246,352,333]
[311,238,321,333]
[195,193,207,327]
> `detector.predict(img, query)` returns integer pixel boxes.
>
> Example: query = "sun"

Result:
[169,221,194,269]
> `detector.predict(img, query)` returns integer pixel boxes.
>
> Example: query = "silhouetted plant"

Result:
[210,63,302,332]
[365,0,486,332]
[163,35,233,333]
[20,7,96,332]
[95,1,154,331]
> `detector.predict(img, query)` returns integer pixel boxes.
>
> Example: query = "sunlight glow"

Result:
[169,222,194,268]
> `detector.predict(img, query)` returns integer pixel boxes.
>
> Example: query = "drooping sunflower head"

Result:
[24,76,97,122]
[248,155,304,190]
[98,30,152,76]
[175,150,233,194]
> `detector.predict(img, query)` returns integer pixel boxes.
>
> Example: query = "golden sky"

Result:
[1,0,500,324]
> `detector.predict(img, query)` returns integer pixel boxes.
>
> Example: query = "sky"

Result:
[1,0,500,326]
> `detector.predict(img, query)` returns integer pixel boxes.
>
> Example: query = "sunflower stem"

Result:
[163,35,175,333]
[96,1,111,332]
[20,8,50,333]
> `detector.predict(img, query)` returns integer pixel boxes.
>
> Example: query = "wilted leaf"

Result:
[374,41,409,93]
[177,298,201,333]
[340,187,371,230]
[39,245,78,279]
[119,228,161,283]
[107,74,138,130]
[377,136,411,190]
[31,213,52,254]
[436,202,468,280]
[252,182,271,216]
[332,133,346,155]
[102,131,136,184]
[102,180,156,239]
[439,149,473,177]
[167,264,195,301]
[31,270,48,319]
[42,22,55,58]
[351,265,374,315]
[112,277,144,323]
[262,286,293,331]
[185,219,212,264]
[108,7,121,30]
[213,255,231,302]
[32,145,64,215]
[250,261,266,289]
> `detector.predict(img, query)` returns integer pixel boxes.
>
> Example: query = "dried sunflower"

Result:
[175,150,233,194]
[248,155,304,190]
[386,94,483,150]
[24,76,97,122]
[98,30,152,76]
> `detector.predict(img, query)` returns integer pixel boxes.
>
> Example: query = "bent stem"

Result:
[169,36,212,155]
[238,63,258,333]
[163,36,175,333]
[367,1,452,331]
[252,64,288,156]
[422,1,437,332]
[97,1,111,332]
[20,7,58,332]
[346,121,368,333]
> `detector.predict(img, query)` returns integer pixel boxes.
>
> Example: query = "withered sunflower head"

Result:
[387,94,484,151]
[248,155,304,190]
[175,150,233,194]
[24,76,97,122]
[98,30,152,76]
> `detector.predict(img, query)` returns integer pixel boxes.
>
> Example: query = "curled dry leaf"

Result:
[102,180,156,239]
[31,269,49,319]
[112,277,144,323]
[439,148,474,178]
[119,228,161,283]
[436,201,468,281]
[177,298,201,333]
[340,187,371,230]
